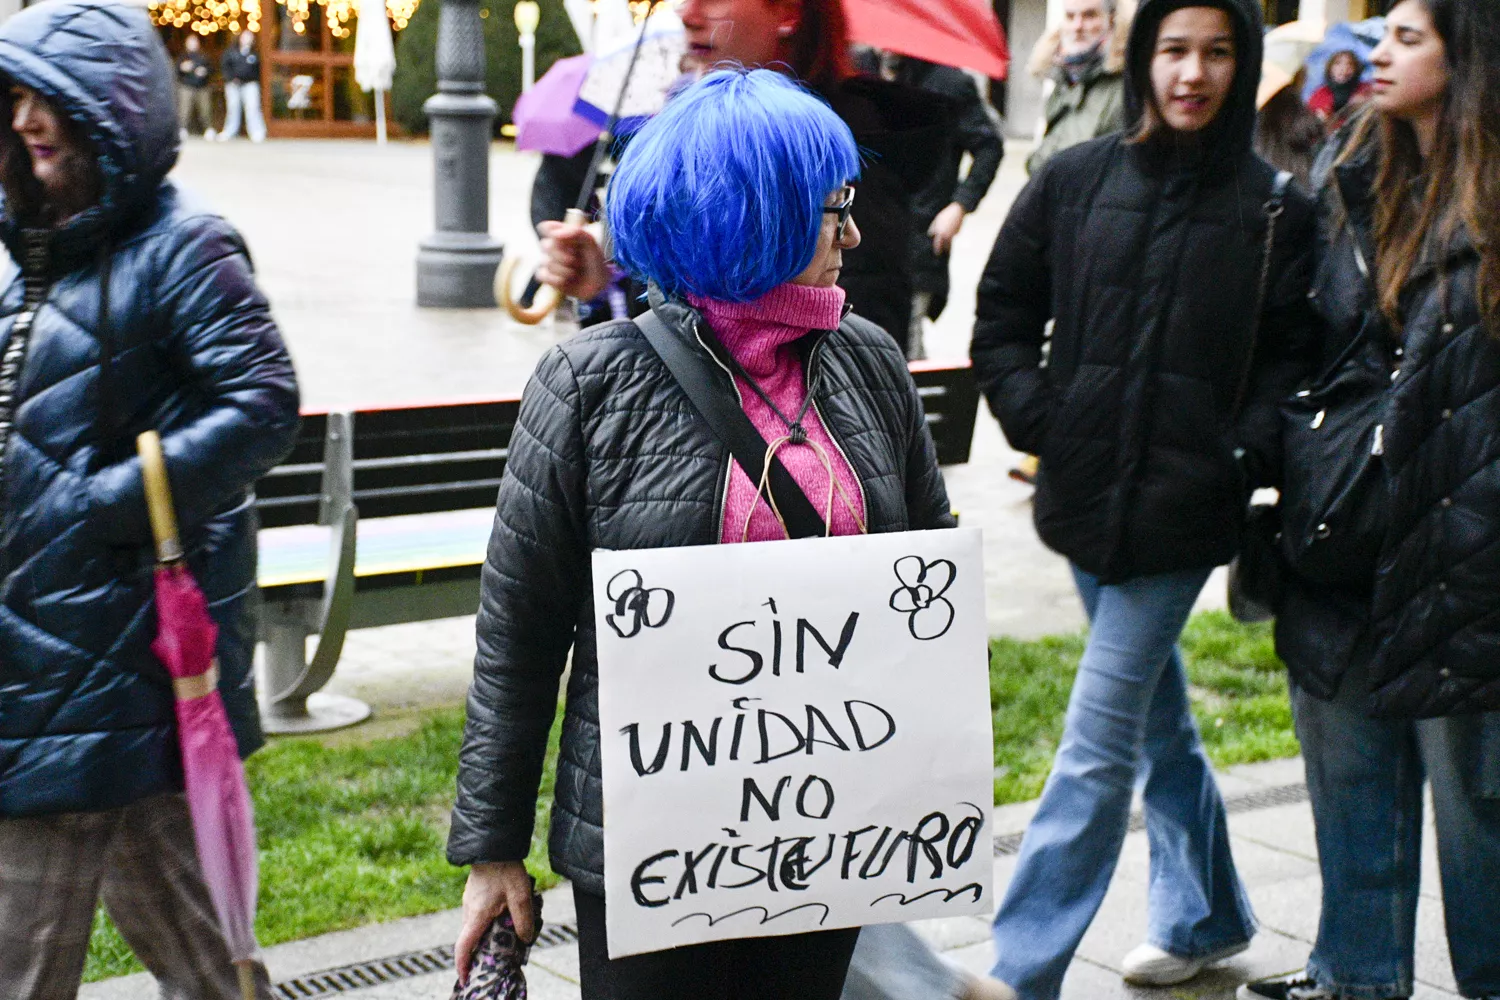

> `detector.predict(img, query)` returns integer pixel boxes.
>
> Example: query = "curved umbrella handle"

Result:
[498,256,561,325]
[137,431,183,564]
[497,207,587,325]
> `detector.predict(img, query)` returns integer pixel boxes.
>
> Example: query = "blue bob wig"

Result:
[606,69,861,304]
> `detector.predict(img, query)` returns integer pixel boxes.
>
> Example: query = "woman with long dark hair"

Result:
[1241,3,1500,998]
[971,0,1319,996]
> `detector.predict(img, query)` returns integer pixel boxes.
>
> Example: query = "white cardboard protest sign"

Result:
[593,528,993,958]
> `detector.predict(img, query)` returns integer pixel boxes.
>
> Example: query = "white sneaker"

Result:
[1120,941,1250,986]
[959,973,1017,1000]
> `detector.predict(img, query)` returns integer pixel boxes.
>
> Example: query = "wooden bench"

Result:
[254,363,978,732]
[254,399,518,732]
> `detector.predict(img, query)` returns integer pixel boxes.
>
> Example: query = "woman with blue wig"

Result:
[445,69,955,999]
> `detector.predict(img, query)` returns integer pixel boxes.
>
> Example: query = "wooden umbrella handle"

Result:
[136,431,182,563]
[498,257,561,325]
[498,207,586,325]
[236,960,257,1000]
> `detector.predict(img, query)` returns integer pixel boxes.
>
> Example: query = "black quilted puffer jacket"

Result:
[1357,157,1500,718]
[0,2,300,817]
[971,0,1318,584]
[1279,128,1500,718]
[446,293,954,893]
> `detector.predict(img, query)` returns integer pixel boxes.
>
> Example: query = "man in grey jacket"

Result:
[1025,0,1131,175]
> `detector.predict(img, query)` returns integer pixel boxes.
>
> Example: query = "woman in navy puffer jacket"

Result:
[0,3,298,994]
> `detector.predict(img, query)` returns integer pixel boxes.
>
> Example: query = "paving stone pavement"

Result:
[77,140,1453,999]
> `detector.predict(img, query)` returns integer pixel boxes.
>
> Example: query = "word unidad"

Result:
[619,698,897,776]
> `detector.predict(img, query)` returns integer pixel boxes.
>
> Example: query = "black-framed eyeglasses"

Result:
[822,187,856,241]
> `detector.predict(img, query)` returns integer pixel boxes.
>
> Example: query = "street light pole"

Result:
[515,1,540,92]
[416,0,504,307]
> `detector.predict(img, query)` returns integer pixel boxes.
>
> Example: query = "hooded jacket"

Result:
[1025,1,1132,175]
[0,2,300,817]
[446,292,953,893]
[972,0,1318,584]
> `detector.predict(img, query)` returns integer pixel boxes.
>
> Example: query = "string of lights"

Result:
[146,0,418,38]
[149,0,645,39]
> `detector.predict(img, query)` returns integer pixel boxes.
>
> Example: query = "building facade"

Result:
[146,0,401,139]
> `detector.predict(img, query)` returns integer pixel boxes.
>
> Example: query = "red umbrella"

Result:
[845,0,1011,79]
[138,431,261,1000]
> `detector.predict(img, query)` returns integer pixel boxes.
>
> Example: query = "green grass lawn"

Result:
[85,611,1293,980]
[83,705,565,982]
[990,610,1296,803]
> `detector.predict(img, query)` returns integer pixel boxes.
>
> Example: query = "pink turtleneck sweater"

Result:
[688,283,867,544]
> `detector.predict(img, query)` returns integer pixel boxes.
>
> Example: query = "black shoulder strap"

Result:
[1231,170,1294,417]
[635,308,828,540]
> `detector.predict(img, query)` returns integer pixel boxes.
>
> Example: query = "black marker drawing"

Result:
[605,569,675,639]
[671,902,831,929]
[870,884,984,907]
[888,556,957,640]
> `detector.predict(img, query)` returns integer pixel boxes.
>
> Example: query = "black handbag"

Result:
[1276,315,1391,586]
[1228,502,1282,623]
[1225,171,1292,624]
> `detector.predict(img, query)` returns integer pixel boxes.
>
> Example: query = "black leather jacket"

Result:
[446,293,954,893]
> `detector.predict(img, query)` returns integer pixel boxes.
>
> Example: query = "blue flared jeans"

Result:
[1294,660,1500,999]
[989,565,1256,1000]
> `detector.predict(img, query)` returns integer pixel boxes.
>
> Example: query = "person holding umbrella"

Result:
[536,0,955,345]
[0,3,299,997]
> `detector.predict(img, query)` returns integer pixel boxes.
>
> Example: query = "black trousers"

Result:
[573,887,861,1000]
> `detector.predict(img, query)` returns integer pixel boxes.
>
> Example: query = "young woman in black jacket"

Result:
[970,0,1318,995]
[1242,3,1500,998]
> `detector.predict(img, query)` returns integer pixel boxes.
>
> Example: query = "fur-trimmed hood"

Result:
[1028,0,1134,80]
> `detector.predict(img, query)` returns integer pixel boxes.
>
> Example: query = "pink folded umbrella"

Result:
[139,431,260,1000]
[513,54,601,157]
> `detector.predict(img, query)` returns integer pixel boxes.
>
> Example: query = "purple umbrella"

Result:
[513,54,600,157]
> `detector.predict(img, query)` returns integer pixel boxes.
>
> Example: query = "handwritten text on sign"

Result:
[594,528,993,958]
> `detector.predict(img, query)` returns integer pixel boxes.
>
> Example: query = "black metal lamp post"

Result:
[416,0,504,307]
